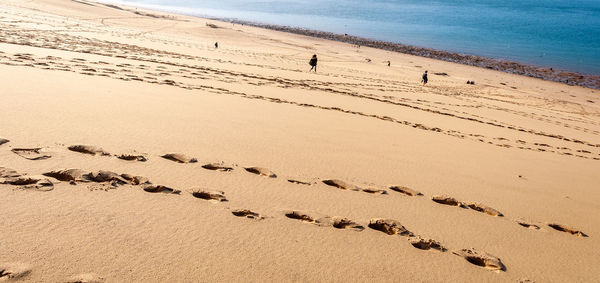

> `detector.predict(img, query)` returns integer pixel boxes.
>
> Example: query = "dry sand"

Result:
[0,0,599,282]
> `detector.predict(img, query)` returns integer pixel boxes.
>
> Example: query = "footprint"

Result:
[516,221,540,230]
[244,167,276,178]
[2,176,40,186]
[466,203,503,217]
[26,178,54,191]
[284,211,316,223]
[0,262,32,280]
[66,273,104,283]
[120,174,150,185]
[1,176,54,191]
[68,145,110,156]
[143,185,181,194]
[453,249,506,271]
[201,163,233,172]
[287,179,312,185]
[232,209,262,219]
[432,195,465,207]
[0,167,21,179]
[368,219,412,236]
[43,169,87,181]
[322,179,359,191]
[362,188,387,194]
[192,190,227,202]
[85,171,128,185]
[11,148,51,160]
[409,237,447,252]
[117,154,147,162]
[433,196,504,217]
[390,186,423,196]
[161,153,197,163]
[548,223,588,237]
[331,217,365,231]
[0,138,9,145]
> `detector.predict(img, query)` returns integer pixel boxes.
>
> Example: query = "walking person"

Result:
[421,70,428,85]
[214,42,218,49]
[309,54,318,72]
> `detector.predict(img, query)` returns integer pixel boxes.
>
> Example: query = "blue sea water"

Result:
[99,0,600,75]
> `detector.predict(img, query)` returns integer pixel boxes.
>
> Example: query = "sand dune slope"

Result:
[0,0,599,282]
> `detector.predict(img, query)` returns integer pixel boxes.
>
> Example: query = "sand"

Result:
[0,0,599,282]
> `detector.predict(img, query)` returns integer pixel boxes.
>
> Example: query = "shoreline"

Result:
[91,1,600,89]
[209,18,600,90]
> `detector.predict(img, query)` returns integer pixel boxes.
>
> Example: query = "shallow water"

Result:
[99,0,600,75]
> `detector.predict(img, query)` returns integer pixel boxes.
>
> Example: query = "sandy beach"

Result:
[1,0,599,282]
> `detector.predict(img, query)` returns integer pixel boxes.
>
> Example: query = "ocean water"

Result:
[98,0,600,75]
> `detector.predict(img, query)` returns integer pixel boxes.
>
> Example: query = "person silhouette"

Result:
[421,70,428,85]
[309,54,318,72]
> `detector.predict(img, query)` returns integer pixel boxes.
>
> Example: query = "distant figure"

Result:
[309,54,318,72]
[387,61,391,67]
[421,70,428,85]
[215,42,218,48]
